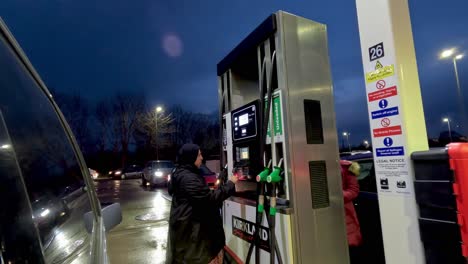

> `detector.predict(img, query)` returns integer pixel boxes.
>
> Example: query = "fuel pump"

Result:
[219,11,349,264]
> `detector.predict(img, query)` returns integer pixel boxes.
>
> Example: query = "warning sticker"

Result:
[381,118,391,127]
[376,80,386,90]
[376,147,405,157]
[375,60,383,69]
[368,86,398,102]
[373,125,402,137]
[366,65,395,83]
[371,106,399,119]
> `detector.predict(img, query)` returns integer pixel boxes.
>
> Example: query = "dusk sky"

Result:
[1,0,467,145]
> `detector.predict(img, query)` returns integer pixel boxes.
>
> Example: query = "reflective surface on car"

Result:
[200,164,214,176]
[0,110,45,263]
[342,154,385,263]
[0,32,93,263]
[152,161,174,169]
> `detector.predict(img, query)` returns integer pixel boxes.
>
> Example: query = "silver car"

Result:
[142,160,174,187]
[0,18,121,263]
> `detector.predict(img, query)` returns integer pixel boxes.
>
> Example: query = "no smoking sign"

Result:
[376,80,386,89]
[381,118,391,127]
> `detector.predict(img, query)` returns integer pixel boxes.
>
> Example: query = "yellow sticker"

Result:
[375,60,383,69]
[366,64,394,83]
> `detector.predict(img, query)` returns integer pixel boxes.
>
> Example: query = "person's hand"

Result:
[229,174,239,184]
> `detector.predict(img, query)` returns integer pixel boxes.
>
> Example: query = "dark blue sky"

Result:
[1,0,467,144]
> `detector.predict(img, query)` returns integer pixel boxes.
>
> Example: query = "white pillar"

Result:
[356,0,429,263]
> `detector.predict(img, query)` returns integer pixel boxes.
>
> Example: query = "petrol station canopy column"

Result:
[356,0,429,263]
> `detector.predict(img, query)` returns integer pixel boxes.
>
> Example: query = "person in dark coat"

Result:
[167,144,238,264]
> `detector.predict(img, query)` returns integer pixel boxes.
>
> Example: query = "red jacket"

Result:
[340,160,362,246]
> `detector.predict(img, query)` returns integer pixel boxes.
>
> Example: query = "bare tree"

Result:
[135,108,174,154]
[52,92,92,154]
[169,106,219,152]
[95,101,115,153]
[169,105,187,146]
[111,93,145,168]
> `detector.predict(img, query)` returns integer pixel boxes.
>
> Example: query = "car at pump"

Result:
[0,17,121,263]
[142,160,174,187]
[200,164,220,189]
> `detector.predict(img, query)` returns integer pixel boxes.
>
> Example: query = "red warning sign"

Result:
[381,118,391,127]
[373,125,402,137]
[368,86,398,102]
[376,80,386,89]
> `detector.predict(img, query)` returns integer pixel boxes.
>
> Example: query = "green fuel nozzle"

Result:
[256,167,271,182]
[267,166,282,183]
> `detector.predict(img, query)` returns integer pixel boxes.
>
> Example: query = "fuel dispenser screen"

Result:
[232,104,258,141]
[230,100,261,182]
[240,147,249,160]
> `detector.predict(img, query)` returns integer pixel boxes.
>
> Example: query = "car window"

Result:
[154,161,174,169]
[356,160,377,193]
[0,32,93,263]
[0,111,45,263]
[200,165,214,176]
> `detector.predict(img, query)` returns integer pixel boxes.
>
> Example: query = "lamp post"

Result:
[155,106,163,160]
[343,132,351,152]
[443,117,452,142]
[441,49,465,133]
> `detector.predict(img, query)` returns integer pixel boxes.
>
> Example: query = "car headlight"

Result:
[167,174,171,181]
[40,208,50,218]
[216,179,220,185]
[155,171,163,177]
[115,171,122,175]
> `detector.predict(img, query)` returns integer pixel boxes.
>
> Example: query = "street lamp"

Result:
[343,132,351,152]
[443,117,452,142]
[440,48,466,133]
[155,106,164,159]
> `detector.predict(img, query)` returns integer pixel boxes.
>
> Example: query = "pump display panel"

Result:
[232,102,258,141]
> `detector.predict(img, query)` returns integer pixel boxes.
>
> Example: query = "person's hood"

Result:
[177,144,200,166]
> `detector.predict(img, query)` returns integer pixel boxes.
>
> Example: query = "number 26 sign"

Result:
[369,42,384,61]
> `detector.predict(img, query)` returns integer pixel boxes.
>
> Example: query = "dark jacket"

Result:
[167,145,235,264]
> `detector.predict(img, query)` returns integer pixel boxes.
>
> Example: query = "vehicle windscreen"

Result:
[154,161,173,169]
[200,165,214,176]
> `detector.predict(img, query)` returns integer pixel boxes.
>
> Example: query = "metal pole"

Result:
[156,112,159,160]
[453,58,467,134]
[448,119,452,142]
[347,134,351,152]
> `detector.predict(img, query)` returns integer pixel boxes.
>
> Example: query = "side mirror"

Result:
[84,203,122,233]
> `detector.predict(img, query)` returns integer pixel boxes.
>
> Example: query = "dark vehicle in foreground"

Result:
[0,18,121,263]
[341,152,386,264]
[142,160,174,187]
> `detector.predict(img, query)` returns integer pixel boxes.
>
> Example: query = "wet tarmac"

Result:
[95,179,172,264]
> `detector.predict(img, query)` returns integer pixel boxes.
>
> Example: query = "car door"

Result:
[0,18,110,263]
[353,158,386,264]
